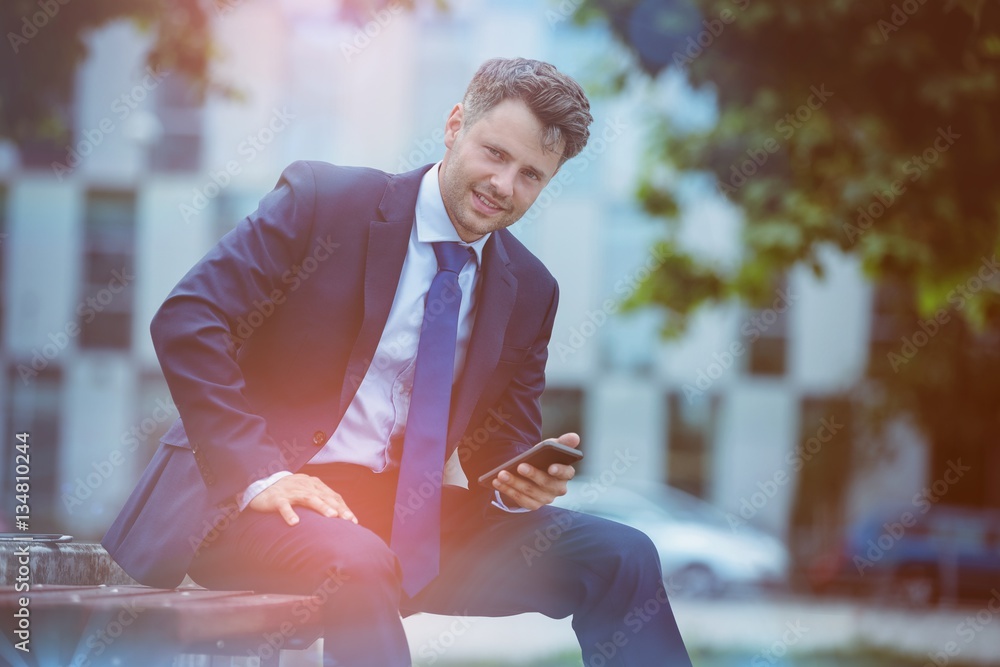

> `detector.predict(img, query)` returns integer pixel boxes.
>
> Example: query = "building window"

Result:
[744,277,790,376]
[79,191,136,350]
[149,75,203,172]
[666,391,718,498]
[3,365,63,531]
[540,387,585,473]
[868,279,917,376]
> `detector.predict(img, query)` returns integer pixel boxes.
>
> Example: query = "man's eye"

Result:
[523,171,539,181]
[487,147,501,158]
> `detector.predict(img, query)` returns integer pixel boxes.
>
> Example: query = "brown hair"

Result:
[462,57,593,165]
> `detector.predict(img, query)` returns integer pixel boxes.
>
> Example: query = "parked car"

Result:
[809,505,1000,606]
[553,477,789,597]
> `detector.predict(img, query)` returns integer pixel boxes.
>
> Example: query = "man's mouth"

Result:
[473,190,504,212]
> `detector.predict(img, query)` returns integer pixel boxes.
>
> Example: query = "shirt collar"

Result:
[415,162,490,269]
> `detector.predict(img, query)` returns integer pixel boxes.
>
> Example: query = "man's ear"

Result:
[443,103,464,150]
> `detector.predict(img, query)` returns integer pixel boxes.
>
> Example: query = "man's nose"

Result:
[489,166,515,199]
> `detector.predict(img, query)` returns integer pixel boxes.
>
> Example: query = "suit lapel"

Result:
[447,231,517,446]
[338,167,429,412]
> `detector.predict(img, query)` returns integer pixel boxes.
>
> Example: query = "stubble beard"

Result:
[441,172,520,240]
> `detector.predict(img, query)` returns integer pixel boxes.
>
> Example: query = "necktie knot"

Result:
[433,242,473,275]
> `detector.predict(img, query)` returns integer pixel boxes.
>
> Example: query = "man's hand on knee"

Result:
[492,432,579,510]
[247,474,358,526]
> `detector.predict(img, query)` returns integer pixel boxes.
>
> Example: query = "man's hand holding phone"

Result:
[483,432,581,510]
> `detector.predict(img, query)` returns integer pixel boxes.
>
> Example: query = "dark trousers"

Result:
[188,464,692,666]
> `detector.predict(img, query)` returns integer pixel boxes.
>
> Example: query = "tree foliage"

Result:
[578,0,1000,506]
[0,0,225,146]
[0,0,417,147]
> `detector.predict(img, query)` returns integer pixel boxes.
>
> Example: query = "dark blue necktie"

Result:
[391,241,473,596]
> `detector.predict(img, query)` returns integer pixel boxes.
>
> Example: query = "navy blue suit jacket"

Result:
[102,161,559,588]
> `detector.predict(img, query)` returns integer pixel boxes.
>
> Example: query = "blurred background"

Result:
[1,0,999,665]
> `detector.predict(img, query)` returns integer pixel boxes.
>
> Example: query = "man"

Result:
[104,57,692,666]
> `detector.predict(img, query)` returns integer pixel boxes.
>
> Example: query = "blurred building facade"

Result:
[0,0,927,566]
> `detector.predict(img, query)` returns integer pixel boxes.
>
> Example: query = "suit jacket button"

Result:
[313,431,327,446]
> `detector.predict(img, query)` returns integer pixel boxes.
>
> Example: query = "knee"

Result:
[599,520,663,581]
[619,524,660,564]
[325,531,400,590]
[295,524,400,594]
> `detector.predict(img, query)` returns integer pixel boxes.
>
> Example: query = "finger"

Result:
[300,494,339,519]
[303,480,358,523]
[556,432,580,448]
[516,462,571,491]
[495,470,549,507]
[308,481,358,523]
[493,477,543,510]
[514,463,546,484]
[306,481,342,510]
[546,463,576,481]
[331,498,358,523]
[277,499,300,527]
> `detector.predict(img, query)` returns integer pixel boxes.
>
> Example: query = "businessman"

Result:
[104,57,691,666]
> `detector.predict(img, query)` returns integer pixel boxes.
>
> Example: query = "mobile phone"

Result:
[477,439,583,487]
[0,533,73,543]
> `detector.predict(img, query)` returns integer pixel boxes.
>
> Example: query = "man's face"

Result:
[438,98,563,242]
